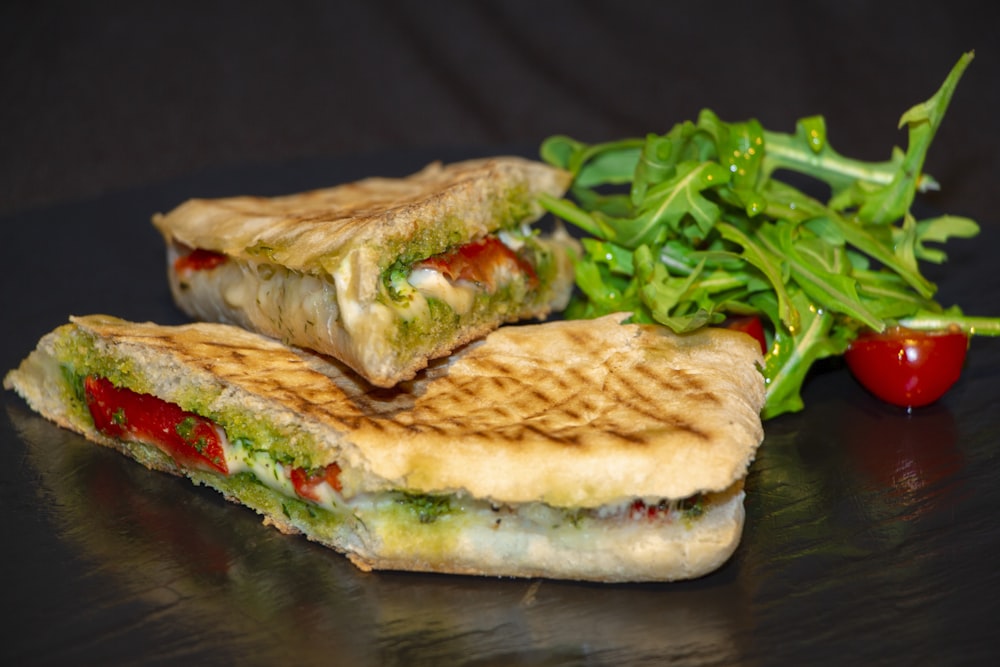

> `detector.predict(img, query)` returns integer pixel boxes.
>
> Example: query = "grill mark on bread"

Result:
[559,405,583,422]
[561,431,583,446]
[409,421,448,436]
[605,372,666,410]
[482,402,523,423]
[628,364,721,406]
[609,429,652,445]
[614,400,665,426]
[527,387,551,405]
[561,328,593,349]
[670,372,718,404]
[598,368,714,442]
[631,362,667,388]
[492,421,583,446]
[485,360,515,378]
[518,422,564,444]
[660,413,711,441]
[549,372,574,394]
[487,375,514,392]
[580,392,598,409]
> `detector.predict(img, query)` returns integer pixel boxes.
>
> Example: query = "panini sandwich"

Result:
[152,157,577,387]
[5,313,765,582]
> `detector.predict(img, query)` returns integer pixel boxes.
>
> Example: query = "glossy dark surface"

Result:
[2,152,999,666]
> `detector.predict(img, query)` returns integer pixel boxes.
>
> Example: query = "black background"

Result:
[3,2,999,666]
[3,1,998,225]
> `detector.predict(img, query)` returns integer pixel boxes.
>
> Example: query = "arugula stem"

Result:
[763,132,906,188]
[537,194,603,238]
[898,314,1000,336]
[763,307,836,420]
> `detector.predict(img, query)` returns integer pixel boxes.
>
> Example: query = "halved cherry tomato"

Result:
[725,315,768,355]
[844,326,969,408]
[290,463,343,502]
[84,376,228,474]
[415,237,537,290]
[174,248,228,274]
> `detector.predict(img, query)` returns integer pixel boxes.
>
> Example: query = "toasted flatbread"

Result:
[152,157,577,387]
[5,313,765,582]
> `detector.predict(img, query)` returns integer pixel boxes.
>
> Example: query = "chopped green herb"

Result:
[175,416,198,440]
[60,364,86,406]
[397,492,453,524]
[680,496,704,520]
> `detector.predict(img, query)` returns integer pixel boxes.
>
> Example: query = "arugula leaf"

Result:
[762,289,850,420]
[716,222,798,331]
[540,51,999,418]
[856,51,973,224]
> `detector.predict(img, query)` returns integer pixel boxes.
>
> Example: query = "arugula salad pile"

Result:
[539,51,999,419]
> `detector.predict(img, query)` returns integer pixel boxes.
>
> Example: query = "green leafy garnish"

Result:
[540,51,1000,419]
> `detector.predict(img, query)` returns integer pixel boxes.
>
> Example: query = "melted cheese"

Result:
[170,238,511,366]
[406,268,476,313]
[209,421,703,536]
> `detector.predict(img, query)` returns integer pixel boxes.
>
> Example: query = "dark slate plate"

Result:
[2,150,998,666]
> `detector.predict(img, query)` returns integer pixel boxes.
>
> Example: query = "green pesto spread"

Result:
[52,325,322,471]
[363,184,534,271]
[378,233,560,357]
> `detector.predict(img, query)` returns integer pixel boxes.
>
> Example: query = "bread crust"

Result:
[152,157,572,273]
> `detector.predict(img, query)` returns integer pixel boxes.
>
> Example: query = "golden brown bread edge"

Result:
[5,313,766,581]
[152,156,572,274]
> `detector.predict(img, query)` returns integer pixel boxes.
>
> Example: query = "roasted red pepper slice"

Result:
[415,237,537,289]
[84,376,228,474]
[290,463,343,502]
[628,497,702,521]
[628,499,671,521]
[174,248,228,274]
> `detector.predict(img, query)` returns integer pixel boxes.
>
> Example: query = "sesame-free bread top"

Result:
[152,156,572,275]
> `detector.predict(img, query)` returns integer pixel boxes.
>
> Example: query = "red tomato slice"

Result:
[415,237,537,289]
[84,376,228,474]
[174,248,228,274]
[628,499,670,521]
[725,315,768,355]
[626,498,702,521]
[290,463,343,502]
[844,326,969,408]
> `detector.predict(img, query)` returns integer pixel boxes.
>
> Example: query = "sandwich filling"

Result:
[168,226,569,381]
[71,365,721,549]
